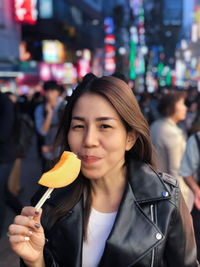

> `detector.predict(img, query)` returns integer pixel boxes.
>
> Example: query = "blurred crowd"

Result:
[1,75,200,260]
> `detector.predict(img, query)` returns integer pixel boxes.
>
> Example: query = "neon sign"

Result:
[14,0,38,25]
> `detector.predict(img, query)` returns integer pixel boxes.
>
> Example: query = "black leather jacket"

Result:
[21,160,198,267]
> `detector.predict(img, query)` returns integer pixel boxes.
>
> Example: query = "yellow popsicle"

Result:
[35,151,81,210]
[38,151,81,188]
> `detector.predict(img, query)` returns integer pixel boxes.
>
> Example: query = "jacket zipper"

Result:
[150,204,155,267]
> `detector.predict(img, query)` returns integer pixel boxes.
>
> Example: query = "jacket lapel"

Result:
[46,194,84,267]
[99,183,164,267]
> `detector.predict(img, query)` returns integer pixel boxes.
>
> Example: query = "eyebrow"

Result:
[71,116,117,121]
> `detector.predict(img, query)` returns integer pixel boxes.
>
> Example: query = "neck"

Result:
[90,167,127,213]
[50,98,58,107]
[167,116,178,124]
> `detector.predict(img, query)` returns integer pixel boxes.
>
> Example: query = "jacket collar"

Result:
[127,160,171,203]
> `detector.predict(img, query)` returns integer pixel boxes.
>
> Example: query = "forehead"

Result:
[72,93,118,116]
[45,89,59,94]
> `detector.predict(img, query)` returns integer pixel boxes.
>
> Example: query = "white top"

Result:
[82,208,117,267]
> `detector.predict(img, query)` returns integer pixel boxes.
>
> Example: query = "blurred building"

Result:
[21,0,104,61]
[182,0,194,40]
[0,0,21,61]
[144,0,183,66]
[0,0,22,92]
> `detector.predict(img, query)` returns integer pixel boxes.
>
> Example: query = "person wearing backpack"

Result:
[34,81,66,172]
[179,131,200,261]
[0,92,23,238]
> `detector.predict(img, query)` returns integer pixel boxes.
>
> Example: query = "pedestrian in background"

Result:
[0,92,22,238]
[150,90,194,211]
[34,80,66,172]
[8,75,197,266]
[179,130,200,262]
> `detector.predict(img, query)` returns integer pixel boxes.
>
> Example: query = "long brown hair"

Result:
[51,74,155,237]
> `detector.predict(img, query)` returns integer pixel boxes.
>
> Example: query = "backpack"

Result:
[13,112,34,158]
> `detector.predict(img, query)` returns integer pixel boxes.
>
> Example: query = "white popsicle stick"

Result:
[35,187,54,210]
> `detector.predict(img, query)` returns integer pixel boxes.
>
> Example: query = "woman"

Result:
[150,90,194,211]
[179,130,200,262]
[8,75,197,266]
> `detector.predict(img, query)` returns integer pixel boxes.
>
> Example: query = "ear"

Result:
[125,131,137,151]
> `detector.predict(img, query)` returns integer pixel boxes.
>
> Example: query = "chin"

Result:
[82,169,103,180]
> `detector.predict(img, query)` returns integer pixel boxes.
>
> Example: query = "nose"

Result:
[83,126,99,147]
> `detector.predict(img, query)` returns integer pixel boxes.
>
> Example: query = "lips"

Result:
[80,155,100,164]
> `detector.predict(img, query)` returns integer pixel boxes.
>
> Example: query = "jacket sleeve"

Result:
[165,189,199,267]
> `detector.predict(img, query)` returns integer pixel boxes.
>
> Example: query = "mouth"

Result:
[80,155,100,164]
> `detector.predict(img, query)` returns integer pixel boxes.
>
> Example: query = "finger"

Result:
[14,215,43,233]
[8,224,34,237]
[9,234,31,244]
[21,206,42,218]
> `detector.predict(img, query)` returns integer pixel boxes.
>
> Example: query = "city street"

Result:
[0,134,42,267]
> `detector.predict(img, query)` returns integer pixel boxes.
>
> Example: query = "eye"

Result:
[100,124,111,129]
[71,124,84,129]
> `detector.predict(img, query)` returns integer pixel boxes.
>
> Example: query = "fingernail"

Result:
[34,223,40,229]
[29,230,33,235]
[25,236,30,241]
[35,210,39,215]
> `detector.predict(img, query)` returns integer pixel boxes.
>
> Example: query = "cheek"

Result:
[67,132,75,150]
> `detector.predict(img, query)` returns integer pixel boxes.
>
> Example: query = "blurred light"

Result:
[191,23,198,42]
[184,50,192,62]
[67,88,73,96]
[39,0,53,19]
[82,49,91,61]
[118,47,126,55]
[141,46,148,55]
[0,71,23,77]
[165,31,172,37]
[42,40,66,63]
[191,57,197,68]
[163,66,170,75]
[14,0,38,25]
[76,50,82,57]
[92,19,99,26]
[181,40,188,50]
[152,67,157,72]
[104,17,114,35]
[175,51,181,58]
[104,34,115,45]
[160,80,166,86]
[169,57,175,64]
[130,26,137,34]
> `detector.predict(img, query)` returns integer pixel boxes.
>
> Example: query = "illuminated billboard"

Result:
[14,0,38,25]
[42,40,66,63]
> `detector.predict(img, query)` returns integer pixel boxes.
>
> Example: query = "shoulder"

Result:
[128,161,179,204]
[186,134,199,150]
[158,172,178,187]
[35,103,44,113]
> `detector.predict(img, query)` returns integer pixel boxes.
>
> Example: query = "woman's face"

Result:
[170,97,187,123]
[68,93,135,180]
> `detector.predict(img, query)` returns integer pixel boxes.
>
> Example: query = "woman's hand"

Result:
[8,206,45,265]
[194,189,200,210]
